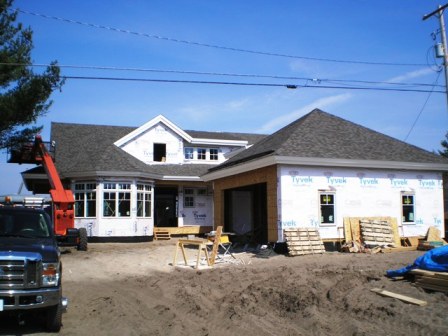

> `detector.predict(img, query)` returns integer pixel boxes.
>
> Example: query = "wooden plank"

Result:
[286,241,325,246]
[289,249,325,256]
[413,282,448,293]
[363,234,394,240]
[208,225,222,266]
[370,288,427,306]
[288,245,325,251]
[415,276,448,286]
[285,236,321,242]
[410,269,448,279]
[154,229,171,240]
[156,226,213,235]
[284,227,325,256]
[425,226,447,245]
[343,217,352,242]
[380,246,417,253]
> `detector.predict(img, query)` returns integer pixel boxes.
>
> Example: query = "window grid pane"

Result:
[197,148,206,160]
[210,148,218,160]
[402,195,415,222]
[320,193,335,224]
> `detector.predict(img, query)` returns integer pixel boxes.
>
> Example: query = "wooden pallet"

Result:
[360,219,395,246]
[410,269,448,293]
[154,228,171,240]
[284,228,325,256]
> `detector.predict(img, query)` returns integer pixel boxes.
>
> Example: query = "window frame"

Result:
[319,191,336,226]
[401,193,415,224]
[103,183,131,218]
[184,147,194,160]
[209,148,219,161]
[184,188,195,208]
[137,184,153,218]
[74,182,97,218]
[197,148,207,160]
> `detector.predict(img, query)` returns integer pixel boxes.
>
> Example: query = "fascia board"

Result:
[202,155,448,181]
[202,156,276,181]
[189,138,248,146]
[114,114,192,147]
[62,171,162,180]
[21,172,48,179]
[274,156,448,171]
[161,175,203,181]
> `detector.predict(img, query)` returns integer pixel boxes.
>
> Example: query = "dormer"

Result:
[114,115,249,165]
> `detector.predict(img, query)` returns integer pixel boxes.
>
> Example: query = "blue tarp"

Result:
[386,245,448,277]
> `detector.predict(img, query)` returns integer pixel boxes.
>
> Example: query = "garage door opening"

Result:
[224,183,267,244]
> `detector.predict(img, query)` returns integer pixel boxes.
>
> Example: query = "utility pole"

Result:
[423,4,448,107]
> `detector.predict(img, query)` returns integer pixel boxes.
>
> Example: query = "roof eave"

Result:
[202,155,448,181]
[161,175,203,181]
[189,138,248,146]
[64,171,162,180]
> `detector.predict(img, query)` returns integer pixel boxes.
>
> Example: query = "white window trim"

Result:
[319,191,336,226]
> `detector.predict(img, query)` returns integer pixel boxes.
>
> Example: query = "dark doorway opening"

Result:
[154,187,177,227]
[224,183,267,244]
[153,143,166,162]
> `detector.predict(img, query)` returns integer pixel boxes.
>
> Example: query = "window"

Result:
[137,184,152,218]
[210,148,218,160]
[184,147,194,160]
[74,183,96,217]
[153,143,166,162]
[197,148,206,160]
[319,192,335,225]
[103,183,131,217]
[402,194,415,223]
[184,188,195,207]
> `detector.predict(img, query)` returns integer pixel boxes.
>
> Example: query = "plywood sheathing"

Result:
[425,226,447,245]
[343,217,401,247]
[284,228,325,256]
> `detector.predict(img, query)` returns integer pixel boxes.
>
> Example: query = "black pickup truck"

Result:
[0,205,67,332]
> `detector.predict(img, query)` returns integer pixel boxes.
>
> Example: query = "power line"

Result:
[13,7,427,67]
[403,70,443,141]
[1,62,444,89]
[61,75,447,93]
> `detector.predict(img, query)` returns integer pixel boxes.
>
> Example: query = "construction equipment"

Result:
[8,135,88,250]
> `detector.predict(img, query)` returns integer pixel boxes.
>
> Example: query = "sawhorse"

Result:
[173,239,211,269]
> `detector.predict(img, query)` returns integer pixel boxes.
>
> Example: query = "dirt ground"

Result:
[1,239,448,336]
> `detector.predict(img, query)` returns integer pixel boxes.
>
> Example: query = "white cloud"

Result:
[256,93,352,133]
[387,68,434,83]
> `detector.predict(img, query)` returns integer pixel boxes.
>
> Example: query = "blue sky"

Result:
[1,0,448,194]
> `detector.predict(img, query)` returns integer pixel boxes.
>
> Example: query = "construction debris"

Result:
[370,288,427,306]
[417,226,447,251]
[341,217,420,253]
[410,269,448,293]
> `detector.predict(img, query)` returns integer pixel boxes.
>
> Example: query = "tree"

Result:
[439,132,448,159]
[0,0,64,150]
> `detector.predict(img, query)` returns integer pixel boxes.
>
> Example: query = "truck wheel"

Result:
[45,303,63,332]
[77,227,88,251]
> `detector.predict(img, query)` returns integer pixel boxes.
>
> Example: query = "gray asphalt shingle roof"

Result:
[210,109,448,171]
[50,122,264,179]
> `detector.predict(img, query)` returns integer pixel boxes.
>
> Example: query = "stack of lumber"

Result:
[417,226,447,251]
[154,228,171,240]
[410,269,448,293]
[284,228,325,256]
[360,219,395,246]
[342,217,419,253]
